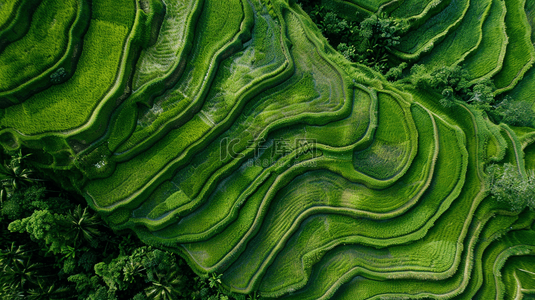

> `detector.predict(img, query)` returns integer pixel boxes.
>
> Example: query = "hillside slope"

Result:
[1,0,535,298]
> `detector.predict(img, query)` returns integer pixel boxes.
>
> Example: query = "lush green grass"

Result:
[389,0,435,18]
[132,0,197,90]
[0,0,19,29]
[91,0,136,27]
[462,0,507,81]
[418,0,491,69]
[475,229,535,299]
[392,0,469,59]
[353,92,413,180]
[287,102,486,300]
[85,115,211,208]
[258,104,437,296]
[525,143,535,171]
[507,66,535,109]
[343,0,391,12]
[0,0,42,50]
[117,6,350,235]
[115,0,245,155]
[303,88,372,147]
[390,0,454,33]
[0,0,135,134]
[484,122,507,163]
[492,0,535,93]
[331,207,521,300]
[219,104,463,294]
[0,0,77,92]
[3,0,535,298]
[502,256,535,299]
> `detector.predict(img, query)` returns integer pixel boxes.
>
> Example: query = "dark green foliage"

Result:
[335,13,402,72]
[486,163,535,212]
[0,150,39,201]
[409,65,497,109]
[409,65,534,128]
[8,209,72,254]
[93,247,187,298]
[410,65,471,99]
[299,1,401,73]
[385,62,407,81]
[50,67,67,84]
[62,205,101,248]
[312,8,356,46]
[1,185,50,220]
[467,78,495,111]
[493,97,535,127]
[0,151,256,300]
[410,64,468,107]
[357,14,401,72]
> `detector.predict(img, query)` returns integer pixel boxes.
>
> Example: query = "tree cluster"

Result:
[486,163,535,212]
[409,65,535,127]
[0,152,258,300]
[299,0,404,74]
[298,1,534,129]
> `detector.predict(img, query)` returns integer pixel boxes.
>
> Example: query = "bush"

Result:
[385,62,407,81]
[410,65,495,109]
[493,97,535,127]
[486,163,535,212]
[50,68,67,84]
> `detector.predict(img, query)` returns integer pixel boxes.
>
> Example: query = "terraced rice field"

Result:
[1,0,535,299]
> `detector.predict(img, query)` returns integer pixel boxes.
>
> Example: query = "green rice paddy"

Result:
[1,0,535,298]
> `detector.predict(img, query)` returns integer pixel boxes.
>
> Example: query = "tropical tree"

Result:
[62,205,101,248]
[0,242,32,270]
[27,281,73,300]
[493,97,535,127]
[0,254,49,291]
[0,151,39,202]
[486,163,535,212]
[144,267,185,300]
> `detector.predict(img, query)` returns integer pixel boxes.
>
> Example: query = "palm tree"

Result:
[0,283,25,299]
[0,151,40,203]
[0,254,47,290]
[63,205,101,247]
[0,242,30,269]
[27,281,73,300]
[144,268,186,300]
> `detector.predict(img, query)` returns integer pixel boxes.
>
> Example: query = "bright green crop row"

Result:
[114,0,249,156]
[342,0,390,12]
[418,0,491,69]
[120,20,351,235]
[0,0,77,93]
[0,0,90,107]
[0,0,136,134]
[462,0,507,81]
[392,0,469,60]
[132,0,197,90]
[287,98,486,300]
[258,104,438,297]
[332,204,523,300]
[0,20,129,133]
[388,0,435,19]
[1,0,535,298]
[392,0,453,32]
[0,0,18,28]
[217,105,462,295]
[492,0,535,93]
[353,92,413,180]
[0,0,42,51]
[502,256,535,298]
